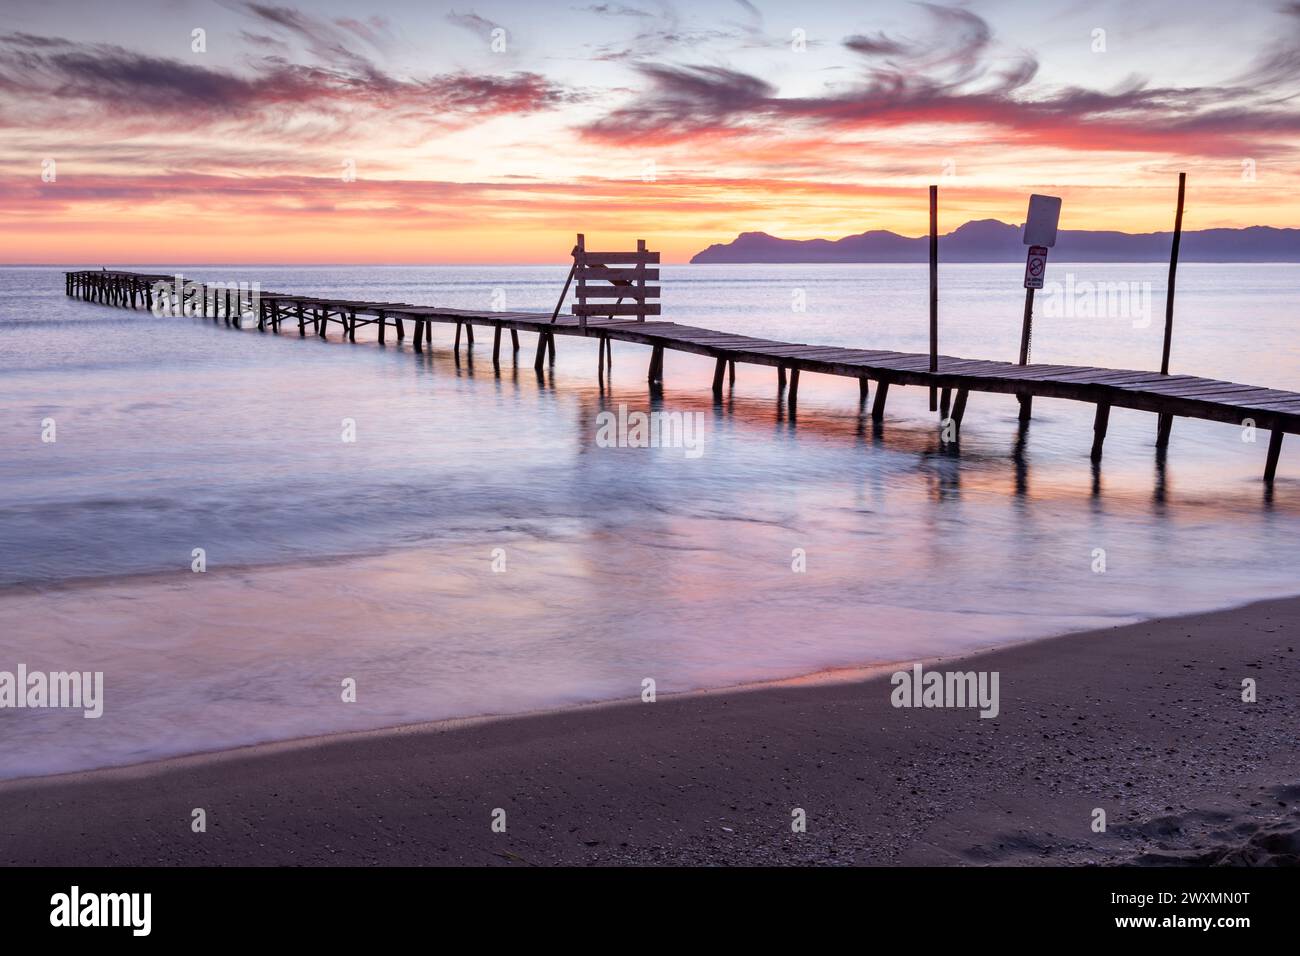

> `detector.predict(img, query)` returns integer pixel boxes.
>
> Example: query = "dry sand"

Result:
[2,595,1298,866]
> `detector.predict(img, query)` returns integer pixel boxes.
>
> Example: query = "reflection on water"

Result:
[0,263,1297,779]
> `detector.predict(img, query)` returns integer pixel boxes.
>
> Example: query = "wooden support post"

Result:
[1156,413,1173,449]
[534,331,548,371]
[778,365,787,391]
[425,319,432,348]
[493,324,502,369]
[296,303,305,336]
[1264,430,1284,484]
[378,311,386,344]
[1160,173,1186,376]
[929,183,939,412]
[648,344,664,385]
[466,323,475,346]
[712,356,726,397]
[547,332,555,364]
[1090,402,1111,463]
[413,319,424,353]
[454,322,462,353]
[788,368,800,410]
[859,378,870,403]
[511,329,520,353]
[396,315,405,341]
[318,309,327,338]
[728,360,736,387]
[552,235,580,325]
[872,381,890,422]
[349,310,357,342]
[951,388,969,429]
[1156,172,1186,448]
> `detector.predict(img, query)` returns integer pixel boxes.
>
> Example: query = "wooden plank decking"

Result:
[63,270,1298,484]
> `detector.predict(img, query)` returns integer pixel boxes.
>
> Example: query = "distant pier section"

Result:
[64,269,1297,486]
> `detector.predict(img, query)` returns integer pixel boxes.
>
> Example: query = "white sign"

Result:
[1024,245,1048,289]
[1023,194,1062,247]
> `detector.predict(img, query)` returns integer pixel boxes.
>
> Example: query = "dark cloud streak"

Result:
[581,2,1300,159]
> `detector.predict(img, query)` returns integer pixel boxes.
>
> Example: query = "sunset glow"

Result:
[3,0,1300,263]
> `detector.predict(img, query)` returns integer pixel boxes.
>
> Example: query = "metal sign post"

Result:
[1016,194,1061,421]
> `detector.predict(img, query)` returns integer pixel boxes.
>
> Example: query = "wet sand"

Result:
[1,595,1298,866]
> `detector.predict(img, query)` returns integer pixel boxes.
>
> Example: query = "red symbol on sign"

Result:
[1024,245,1048,289]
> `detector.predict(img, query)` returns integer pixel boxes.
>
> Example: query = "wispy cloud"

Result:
[0,31,573,143]
[581,2,1300,159]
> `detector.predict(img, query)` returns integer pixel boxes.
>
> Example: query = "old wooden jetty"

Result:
[63,268,1297,484]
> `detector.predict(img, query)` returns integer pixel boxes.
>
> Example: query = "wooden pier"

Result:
[64,269,1298,484]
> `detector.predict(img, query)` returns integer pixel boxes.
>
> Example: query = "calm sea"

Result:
[1,262,1297,779]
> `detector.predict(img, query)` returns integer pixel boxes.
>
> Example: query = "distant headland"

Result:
[689,220,1300,263]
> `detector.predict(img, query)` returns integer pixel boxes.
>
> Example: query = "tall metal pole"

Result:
[1017,287,1035,421]
[1156,172,1186,447]
[929,185,939,412]
[1160,173,1186,376]
[1018,288,1035,366]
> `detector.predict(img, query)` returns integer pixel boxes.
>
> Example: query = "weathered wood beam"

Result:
[1264,430,1284,483]
[872,381,891,422]
[1091,401,1112,462]
[951,388,969,430]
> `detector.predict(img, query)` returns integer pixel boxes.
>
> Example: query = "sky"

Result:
[1,0,1299,263]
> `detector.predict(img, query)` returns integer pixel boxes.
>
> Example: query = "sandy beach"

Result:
[2,594,1297,867]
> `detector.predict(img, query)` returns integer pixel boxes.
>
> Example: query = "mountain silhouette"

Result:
[690,220,1300,263]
